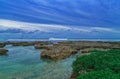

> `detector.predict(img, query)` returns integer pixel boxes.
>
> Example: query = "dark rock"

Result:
[11,42,35,46]
[0,43,6,48]
[34,45,51,50]
[0,49,8,55]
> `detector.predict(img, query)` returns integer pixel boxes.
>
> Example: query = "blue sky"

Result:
[0,0,120,39]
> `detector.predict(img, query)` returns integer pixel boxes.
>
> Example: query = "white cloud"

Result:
[0,19,71,32]
[91,27,120,33]
[0,19,119,33]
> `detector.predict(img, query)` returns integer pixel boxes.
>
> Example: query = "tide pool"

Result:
[0,46,75,79]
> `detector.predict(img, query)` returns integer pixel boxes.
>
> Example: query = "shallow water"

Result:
[0,45,75,79]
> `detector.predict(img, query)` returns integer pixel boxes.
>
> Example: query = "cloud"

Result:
[91,27,120,33]
[0,19,70,32]
[0,19,119,33]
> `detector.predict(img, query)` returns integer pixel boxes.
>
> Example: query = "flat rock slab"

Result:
[41,45,78,60]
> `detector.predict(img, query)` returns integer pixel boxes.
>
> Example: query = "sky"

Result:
[0,0,120,39]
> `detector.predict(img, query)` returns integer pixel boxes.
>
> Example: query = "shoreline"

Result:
[0,41,120,60]
[0,40,120,79]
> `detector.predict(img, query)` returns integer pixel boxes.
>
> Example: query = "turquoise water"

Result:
[0,45,75,79]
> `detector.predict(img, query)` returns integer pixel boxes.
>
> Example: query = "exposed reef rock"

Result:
[4,41,52,47]
[81,47,109,53]
[0,41,120,60]
[40,41,120,60]
[34,42,52,50]
[11,42,35,46]
[0,43,6,48]
[41,45,78,60]
[35,45,51,50]
[0,49,8,55]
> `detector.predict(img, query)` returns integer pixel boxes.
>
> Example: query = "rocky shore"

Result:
[0,41,51,46]
[0,43,6,48]
[0,43,8,55]
[41,45,78,60]
[0,48,8,55]
[0,41,120,60]
[39,41,120,60]
[0,40,120,79]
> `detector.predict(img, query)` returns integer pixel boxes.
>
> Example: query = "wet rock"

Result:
[70,73,79,79]
[34,42,52,50]
[11,42,35,46]
[5,41,50,46]
[0,43,6,48]
[34,45,51,50]
[0,49,8,55]
[70,70,87,79]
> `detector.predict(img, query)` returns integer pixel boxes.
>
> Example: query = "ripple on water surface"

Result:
[0,46,75,79]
